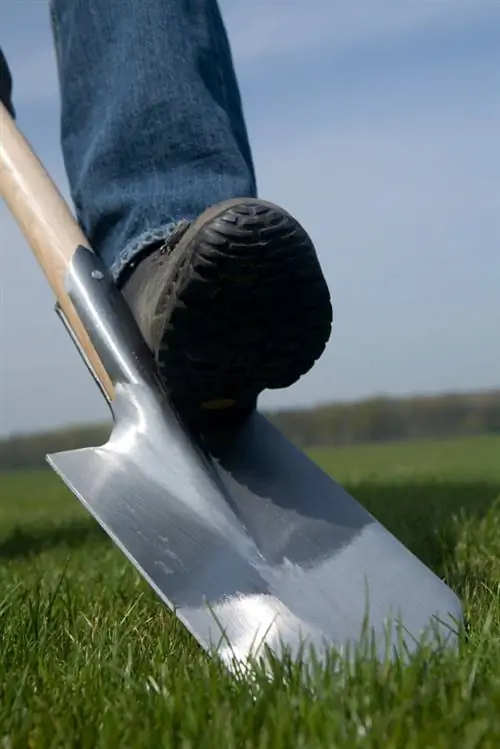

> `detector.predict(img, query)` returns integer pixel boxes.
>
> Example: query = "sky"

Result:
[0,0,499,436]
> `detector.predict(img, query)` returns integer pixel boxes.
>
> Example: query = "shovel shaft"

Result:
[0,103,114,399]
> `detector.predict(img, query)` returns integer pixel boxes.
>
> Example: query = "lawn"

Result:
[0,435,499,747]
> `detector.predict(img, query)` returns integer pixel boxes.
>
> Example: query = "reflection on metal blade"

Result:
[48,406,462,668]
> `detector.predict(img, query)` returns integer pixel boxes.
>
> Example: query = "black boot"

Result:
[122,198,332,423]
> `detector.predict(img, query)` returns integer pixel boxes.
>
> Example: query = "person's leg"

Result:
[50,0,332,422]
[50,0,256,282]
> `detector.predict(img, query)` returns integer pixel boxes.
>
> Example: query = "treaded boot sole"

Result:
[154,199,333,421]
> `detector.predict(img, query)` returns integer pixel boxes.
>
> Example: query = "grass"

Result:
[0,434,499,747]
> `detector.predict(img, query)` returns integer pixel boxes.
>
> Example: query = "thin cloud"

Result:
[222,0,498,67]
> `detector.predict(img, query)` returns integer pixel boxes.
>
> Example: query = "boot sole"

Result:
[154,199,333,421]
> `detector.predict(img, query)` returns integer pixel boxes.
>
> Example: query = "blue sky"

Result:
[0,0,499,435]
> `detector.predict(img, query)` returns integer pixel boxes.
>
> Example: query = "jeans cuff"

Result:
[110,221,180,284]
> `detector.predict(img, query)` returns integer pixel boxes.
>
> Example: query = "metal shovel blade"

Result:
[47,246,462,668]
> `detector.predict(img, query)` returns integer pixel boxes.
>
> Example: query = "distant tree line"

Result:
[0,390,499,472]
[268,390,500,447]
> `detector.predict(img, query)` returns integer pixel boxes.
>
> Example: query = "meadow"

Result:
[0,435,499,747]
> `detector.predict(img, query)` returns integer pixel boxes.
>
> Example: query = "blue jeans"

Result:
[50,0,257,284]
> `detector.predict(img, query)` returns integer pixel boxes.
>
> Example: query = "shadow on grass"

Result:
[0,519,108,560]
[0,481,498,576]
[347,480,500,576]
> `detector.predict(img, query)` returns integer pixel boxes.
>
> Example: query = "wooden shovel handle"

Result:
[0,102,114,399]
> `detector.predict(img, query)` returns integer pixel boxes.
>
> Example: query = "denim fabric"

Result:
[50,0,257,283]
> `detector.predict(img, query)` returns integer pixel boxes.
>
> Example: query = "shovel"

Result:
[0,102,462,668]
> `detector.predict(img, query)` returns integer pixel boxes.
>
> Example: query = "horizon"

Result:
[2,385,498,440]
[1,1,499,436]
